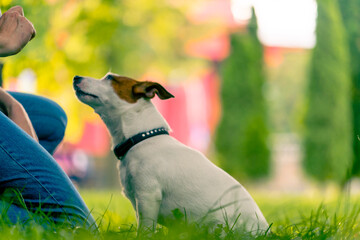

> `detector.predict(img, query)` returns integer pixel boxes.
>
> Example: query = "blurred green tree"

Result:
[215,10,270,180]
[304,0,352,184]
[339,0,360,177]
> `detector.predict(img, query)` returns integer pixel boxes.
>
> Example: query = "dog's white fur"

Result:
[74,73,269,233]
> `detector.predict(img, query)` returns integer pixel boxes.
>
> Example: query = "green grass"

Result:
[1,189,360,239]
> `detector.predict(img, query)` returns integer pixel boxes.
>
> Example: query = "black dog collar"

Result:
[114,128,169,160]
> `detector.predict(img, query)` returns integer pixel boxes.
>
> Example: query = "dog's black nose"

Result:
[74,75,82,81]
[73,75,83,84]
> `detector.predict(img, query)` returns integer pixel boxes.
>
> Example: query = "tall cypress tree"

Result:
[215,10,270,180]
[304,0,352,183]
[339,0,360,176]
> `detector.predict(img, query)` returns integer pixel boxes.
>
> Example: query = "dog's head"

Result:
[73,73,174,111]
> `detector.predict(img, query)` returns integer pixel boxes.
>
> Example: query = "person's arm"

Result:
[0,88,38,141]
[0,6,36,57]
[0,6,37,140]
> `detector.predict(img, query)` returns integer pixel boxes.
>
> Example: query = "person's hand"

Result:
[0,6,36,57]
[0,88,38,141]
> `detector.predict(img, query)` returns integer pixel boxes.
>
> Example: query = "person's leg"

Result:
[0,111,96,229]
[8,92,67,155]
[0,200,32,224]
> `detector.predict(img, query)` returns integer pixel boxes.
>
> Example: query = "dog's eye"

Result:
[105,75,115,81]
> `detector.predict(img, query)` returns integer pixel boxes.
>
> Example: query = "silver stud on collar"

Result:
[142,129,166,137]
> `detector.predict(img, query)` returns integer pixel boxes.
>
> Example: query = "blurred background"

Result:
[1,0,359,194]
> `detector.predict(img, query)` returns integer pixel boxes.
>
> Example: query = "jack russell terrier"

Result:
[73,73,269,233]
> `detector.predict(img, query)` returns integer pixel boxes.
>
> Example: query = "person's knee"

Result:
[9,91,67,130]
[8,92,68,153]
[35,99,68,153]
[43,98,68,132]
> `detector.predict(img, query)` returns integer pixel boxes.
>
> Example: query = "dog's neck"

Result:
[96,100,170,149]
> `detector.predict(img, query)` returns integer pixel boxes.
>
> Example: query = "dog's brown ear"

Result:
[132,81,174,100]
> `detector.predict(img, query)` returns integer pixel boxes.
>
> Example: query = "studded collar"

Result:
[113,128,169,160]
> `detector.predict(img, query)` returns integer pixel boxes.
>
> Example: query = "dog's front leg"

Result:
[135,190,162,232]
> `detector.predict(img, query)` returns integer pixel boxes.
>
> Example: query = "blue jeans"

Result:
[0,92,96,229]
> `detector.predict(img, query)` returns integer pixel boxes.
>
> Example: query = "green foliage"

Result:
[265,50,311,133]
[72,191,360,239]
[2,190,360,239]
[215,11,270,180]
[339,0,360,176]
[304,0,353,183]
[0,0,211,142]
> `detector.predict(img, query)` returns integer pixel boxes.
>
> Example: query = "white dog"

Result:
[73,73,269,233]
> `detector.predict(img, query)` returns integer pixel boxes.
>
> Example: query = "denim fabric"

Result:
[0,92,96,229]
[9,92,68,155]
